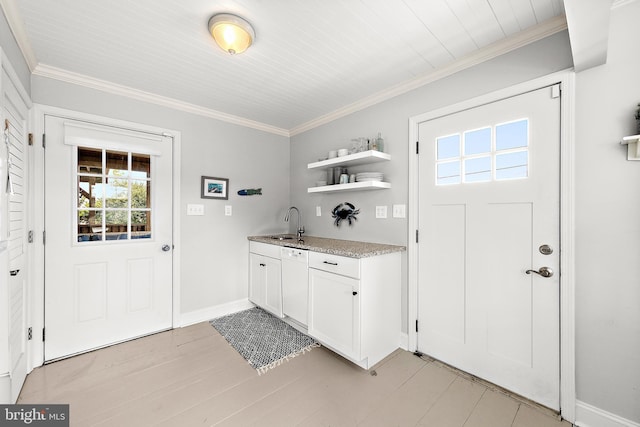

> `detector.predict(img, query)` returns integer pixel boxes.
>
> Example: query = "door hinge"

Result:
[42,328,45,342]
[551,84,561,99]
[28,230,34,243]
[416,141,419,154]
[42,133,46,148]
[415,320,419,332]
[43,230,46,245]
[27,327,32,340]
[28,133,33,146]
[415,230,419,243]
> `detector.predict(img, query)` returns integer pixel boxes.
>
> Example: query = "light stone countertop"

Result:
[248,234,406,258]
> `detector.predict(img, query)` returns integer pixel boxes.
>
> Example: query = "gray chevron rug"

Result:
[210,307,319,374]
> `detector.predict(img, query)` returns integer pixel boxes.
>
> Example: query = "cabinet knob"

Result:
[259,263,266,267]
[352,291,358,296]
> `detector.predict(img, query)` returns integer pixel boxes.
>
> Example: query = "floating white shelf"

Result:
[621,135,640,160]
[308,150,391,169]
[308,181,391,193]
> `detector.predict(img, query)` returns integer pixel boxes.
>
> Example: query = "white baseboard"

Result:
[178,299,255,327]
[399,332,409,351]
[575,400,640,427]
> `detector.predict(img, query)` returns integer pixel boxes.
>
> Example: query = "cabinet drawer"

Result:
[249,241,281,259]
[309,252,360,279]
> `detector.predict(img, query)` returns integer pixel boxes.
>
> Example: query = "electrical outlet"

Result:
[392,204,406,218]
[225,205,232,216]
[375,206,388,219]
[316,206,322,216]
[187,204,204,216]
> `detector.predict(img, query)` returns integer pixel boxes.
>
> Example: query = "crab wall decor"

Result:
[332,202,360,227]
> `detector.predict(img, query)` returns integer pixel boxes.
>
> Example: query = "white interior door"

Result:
[3,67,30,402]
[417,85,560,409]
[44,116,173,361]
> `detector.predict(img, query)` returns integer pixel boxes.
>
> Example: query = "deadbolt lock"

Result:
[539,244,553,255]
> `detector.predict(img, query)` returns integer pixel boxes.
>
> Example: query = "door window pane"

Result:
[437,161,461,185]
[496,119,528,150]
[132,211,151,239]
[132,154,151,178]
[106,151,129,177]
[437,135,460,160]
[78,147,102,174]
[464,157,492,183]
[104,178,129,208]
[131,180,150,209]
[496,151,528,180]
[78,176,102,208]
[464,127,491,156]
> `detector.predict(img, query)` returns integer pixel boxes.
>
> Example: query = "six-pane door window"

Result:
[436,119,529,185]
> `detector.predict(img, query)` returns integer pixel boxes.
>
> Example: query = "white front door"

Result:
[44,116,173,361]
[417,85,560,409]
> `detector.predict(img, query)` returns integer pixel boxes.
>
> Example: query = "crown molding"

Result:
[2,0,567,138]
[32,64,290,137]
[0,0,37,71]
[289,14,568,136]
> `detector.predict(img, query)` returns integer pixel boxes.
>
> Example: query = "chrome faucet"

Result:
[284,206,305,240]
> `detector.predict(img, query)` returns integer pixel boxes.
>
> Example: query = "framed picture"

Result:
[201,176,229,200]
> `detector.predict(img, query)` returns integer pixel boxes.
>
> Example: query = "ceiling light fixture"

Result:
[208,13,255,55]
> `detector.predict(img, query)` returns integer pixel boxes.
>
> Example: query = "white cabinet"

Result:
[249,242,283,318]
[309,268,360,360]
[308,251,401,369]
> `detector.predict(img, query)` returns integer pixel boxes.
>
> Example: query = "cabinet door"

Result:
[249,253,283,317]
[249,253,267,307]
[308,268,360,360]
[263,256,283,317]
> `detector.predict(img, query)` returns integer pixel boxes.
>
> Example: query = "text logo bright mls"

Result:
[0,405,69,426]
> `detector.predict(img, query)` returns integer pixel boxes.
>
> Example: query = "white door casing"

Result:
[416,85,560,409]
[44,116,174,361]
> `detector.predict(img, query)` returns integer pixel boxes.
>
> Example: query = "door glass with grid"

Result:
[435,119,529,185]
[77,148,152,242]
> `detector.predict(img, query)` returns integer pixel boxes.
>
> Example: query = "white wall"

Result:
[290,31,573,335]
[574,1,640,424]
[0,11,30,93]
[31,76,291,317]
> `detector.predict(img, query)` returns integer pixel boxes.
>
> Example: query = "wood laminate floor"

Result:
[18,322,573,426]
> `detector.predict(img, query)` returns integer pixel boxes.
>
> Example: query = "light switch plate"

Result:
[375,206,388,219]
[392,204,406,218]
[316,206,322,216]
[225,205,232,216]
[187,204,204,216]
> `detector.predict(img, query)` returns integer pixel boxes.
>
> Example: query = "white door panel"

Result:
[3,67,30,402]
[44,116,173,361]
[417,86,560,409]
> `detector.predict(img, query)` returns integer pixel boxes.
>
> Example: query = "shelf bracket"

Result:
[621,135,640,160]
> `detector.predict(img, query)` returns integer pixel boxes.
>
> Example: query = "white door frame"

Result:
[408,70,576,423]
[28,104,182,369]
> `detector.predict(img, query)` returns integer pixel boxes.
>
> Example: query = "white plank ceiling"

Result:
[8,0,566,134]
